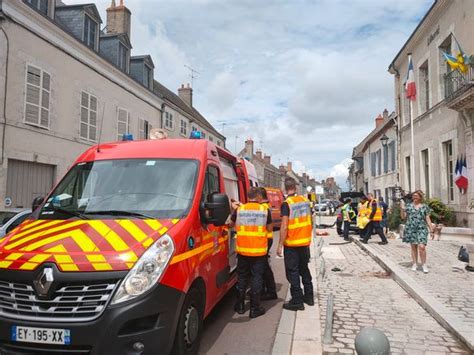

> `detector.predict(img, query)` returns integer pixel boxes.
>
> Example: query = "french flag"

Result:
[405,54,417,101]
[455,156,469,194]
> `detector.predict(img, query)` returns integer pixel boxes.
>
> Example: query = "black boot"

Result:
[234,289,246,314]
[261,291,278,301]
[283,299,305,311]
[303,294,315,306]
[249,292,265,318]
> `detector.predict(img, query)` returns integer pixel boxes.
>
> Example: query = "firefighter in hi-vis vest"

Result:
[277,177,314,311]
[230,187,272,318]
[257,187,277,300]
[361,193,388,245]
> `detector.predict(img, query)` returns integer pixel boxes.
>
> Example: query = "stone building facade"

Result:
[388,0,474,227]
[0,0,224,209]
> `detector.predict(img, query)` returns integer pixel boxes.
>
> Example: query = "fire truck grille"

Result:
[0,280,119,322]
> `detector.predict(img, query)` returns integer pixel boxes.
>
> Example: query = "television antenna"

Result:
[184,65,201,87]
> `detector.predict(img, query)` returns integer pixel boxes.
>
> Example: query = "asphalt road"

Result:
[199,231,288,355]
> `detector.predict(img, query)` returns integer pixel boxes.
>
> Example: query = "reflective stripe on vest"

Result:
[236,202,268,256]
[285,195,312,247]
[262,202,273,239]
[370,199,383,221]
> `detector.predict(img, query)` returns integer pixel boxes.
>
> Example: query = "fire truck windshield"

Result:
[40,159,199,220]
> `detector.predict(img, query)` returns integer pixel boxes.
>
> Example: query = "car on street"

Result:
[0,209,32,238]
[313,201,331,216]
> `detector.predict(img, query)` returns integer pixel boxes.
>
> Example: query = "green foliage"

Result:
[426,198,456,226]
[388,204,402,231]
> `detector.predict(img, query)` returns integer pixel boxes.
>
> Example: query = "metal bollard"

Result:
[355,327,390,355]
[318,257,326,281]
[322,293,334,344]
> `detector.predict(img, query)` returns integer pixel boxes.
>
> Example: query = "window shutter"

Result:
[383,145,389,173]
[390,142,396,171]
[25,66,50,128]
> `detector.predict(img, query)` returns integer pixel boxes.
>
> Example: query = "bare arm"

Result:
[426,213,434,238]
[400,200,407,220]
[277,216,289,257]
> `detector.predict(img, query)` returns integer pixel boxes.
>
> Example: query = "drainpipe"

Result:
[0,20,9,166]
[160,103,165,129]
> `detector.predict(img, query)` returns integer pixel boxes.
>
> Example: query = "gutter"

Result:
[0,16,9,165]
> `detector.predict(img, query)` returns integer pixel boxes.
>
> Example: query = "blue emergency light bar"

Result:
[190,131,203,139]
[122,134,134,141]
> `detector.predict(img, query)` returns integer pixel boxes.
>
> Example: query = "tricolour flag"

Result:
[454,157,461,188]
[405,55,416,101]
[455,155,469,194]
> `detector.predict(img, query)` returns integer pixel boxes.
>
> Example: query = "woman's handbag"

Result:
[458,246,469,263]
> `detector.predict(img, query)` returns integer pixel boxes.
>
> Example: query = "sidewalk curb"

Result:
[272,241,323,354]
[352,238,474,352]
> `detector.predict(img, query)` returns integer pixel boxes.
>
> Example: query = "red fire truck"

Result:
[0,138,251,354]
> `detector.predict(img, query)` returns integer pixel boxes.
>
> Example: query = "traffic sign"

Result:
[315,186,324,195]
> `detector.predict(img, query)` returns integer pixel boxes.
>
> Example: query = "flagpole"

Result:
[410,98,416,191]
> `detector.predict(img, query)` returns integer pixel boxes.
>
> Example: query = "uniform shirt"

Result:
[280,193,298,217]
[231,206,272,225]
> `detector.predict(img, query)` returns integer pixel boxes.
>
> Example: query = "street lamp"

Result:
[380,134,389,147]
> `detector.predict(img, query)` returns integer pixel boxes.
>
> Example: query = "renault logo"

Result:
[33,267,54,297]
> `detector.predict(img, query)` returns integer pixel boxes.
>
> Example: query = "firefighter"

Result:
[231,187,272,318]
[277,178,314,311]
[357,195,370,239]
[257,187,277,300]
[342,198,355,241]
[361,193,388,245]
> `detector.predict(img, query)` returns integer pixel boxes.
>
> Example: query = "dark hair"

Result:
[361,195,368,201]
[379,197,384,202]
[285,177,296,191]
[248,187,259,200]
[257,187,268,200]
[344,198,352,204]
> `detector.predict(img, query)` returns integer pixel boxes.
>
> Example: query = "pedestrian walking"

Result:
[342,198,355,241]
[231,187,272,318]
[379,197,389,234]
[277,177,314,311]
[361,193,388,245]
[400,190,434,273]
[257,187,277,301]
[357,195,369,239]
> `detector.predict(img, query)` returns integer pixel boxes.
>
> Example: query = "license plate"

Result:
[11,326,70,345]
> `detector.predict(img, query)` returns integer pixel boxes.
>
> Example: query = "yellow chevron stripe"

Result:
[6,253,24,261]
[172,219,180,224]
[28,253,50,264]
[92,263,112,271]
[86,254,107,263]
[119,220,148,243]
[158,227,168,235]
[142,238,154,248]
[119,251,138,263]
[21,229,94,252]
[6,221,85,250]
[9,220,66,241]
[61,264,79,271]
[19,262,38,270]
[0,261,13,268]
[88,221,129,252]
[70,230,98,252]
[46,245,75,264]
[144,220,163,231]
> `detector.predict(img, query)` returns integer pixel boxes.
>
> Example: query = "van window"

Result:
[202,166,220,203]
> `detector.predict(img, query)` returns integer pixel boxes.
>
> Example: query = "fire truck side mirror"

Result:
[202,193,230,226]
[32,196,45,212]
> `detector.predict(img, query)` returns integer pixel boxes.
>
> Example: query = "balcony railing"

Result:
[444,66,474,101]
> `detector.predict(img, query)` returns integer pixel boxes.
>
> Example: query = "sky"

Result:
[69,0,433,188]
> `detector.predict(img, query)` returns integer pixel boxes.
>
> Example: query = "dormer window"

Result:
[118,43,129,72]
[144,65,153,89]
[83,15,98,50]
[25,0,48,15]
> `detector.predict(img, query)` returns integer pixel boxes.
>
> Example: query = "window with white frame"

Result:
[165,112,174,130]
[144,65,152,89]
[180,120,187,136]
[80,91,97,141]
[83,15,98,50]
[138,118,150,140]
[117,108,130,140]
[25,65,50,129]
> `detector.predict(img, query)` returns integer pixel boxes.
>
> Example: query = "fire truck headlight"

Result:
[111,234,175,304]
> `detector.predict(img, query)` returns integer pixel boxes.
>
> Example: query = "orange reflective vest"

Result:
[285,195,312,247]
[261,202,273,239]
[369,199,383,222]
[236,202,269,257]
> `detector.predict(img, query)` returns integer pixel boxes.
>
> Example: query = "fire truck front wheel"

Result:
[171,287,204,355]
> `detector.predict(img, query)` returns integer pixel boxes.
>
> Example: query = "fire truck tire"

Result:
[171,287,204,355]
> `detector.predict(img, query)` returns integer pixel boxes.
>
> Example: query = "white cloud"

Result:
[207,72,239,113]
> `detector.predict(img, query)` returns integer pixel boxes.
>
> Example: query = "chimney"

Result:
[245,139,254,158]
[178,83,193,107]
[279,164,286,173]
[287,161,293,171]
[383,108,389,120]
[264,155,271,165]
[106,0,132,38]
[375,114,384,128]
[255,150,263,160]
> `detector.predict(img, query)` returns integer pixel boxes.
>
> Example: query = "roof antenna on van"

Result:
[97,103,106,153]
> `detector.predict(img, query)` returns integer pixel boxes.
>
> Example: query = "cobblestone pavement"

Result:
[316,232,470,354]
[367,237,474,333]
